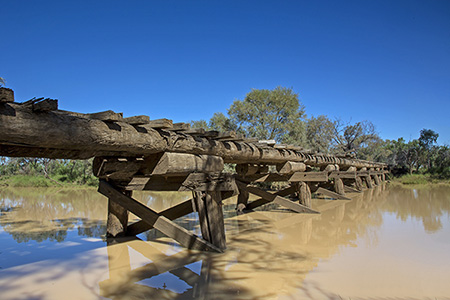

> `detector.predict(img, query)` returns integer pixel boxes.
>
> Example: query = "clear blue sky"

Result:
[2,1,449,144]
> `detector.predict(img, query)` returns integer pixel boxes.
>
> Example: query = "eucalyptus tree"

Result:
[228,86,306,145]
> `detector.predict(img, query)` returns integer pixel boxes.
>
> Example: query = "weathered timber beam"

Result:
[170,122,190,131]
[123,115,150,125]
[237,171,328,183]
[315,187,351,200]
[94,153,224,179]
[236,181,319,214]
[126,199,194,236]
[57,109,124,121]
[276,161,306,174]
[0,102,387,169]
[119,173,237,192]
[0,88,14,103]
[243,185,297,211]
[98,180,222,252]
[344,185,362,193]
[329,171,357,179]
[235,164,269,176]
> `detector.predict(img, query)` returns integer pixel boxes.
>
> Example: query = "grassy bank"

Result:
[390,174,450,185]
[0,175,98,188]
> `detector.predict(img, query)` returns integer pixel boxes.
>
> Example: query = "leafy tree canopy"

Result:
[228,86,306,145]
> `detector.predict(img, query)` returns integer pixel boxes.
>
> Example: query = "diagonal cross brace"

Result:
[316,187,351,200]
[235,181,319,214]
[98,180,222,252]
[126,199,194,236]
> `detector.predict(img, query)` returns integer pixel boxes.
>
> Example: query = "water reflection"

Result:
[1,184,450,299]
[382,185,450,233]
[0,187,108,243]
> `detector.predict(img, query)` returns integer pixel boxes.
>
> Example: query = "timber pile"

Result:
[0,90,388,253]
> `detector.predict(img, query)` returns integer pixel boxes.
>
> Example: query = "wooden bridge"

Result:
[0,90,388,253]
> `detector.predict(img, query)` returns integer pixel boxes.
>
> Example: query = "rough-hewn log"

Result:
[363,176,374,189]
[276,161,306,174]
[0,88,14,103]
[296,182,312,208]
[236,183,249,212]
[123,115,150,125]
[333,177,345,196]
[106,190,130,237]
[0,102,387,169]
[235,164,269,176]
[373,173,381,185]
[355,176,364,191]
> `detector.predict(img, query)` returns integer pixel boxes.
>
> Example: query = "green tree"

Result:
[305,115,335,153]
[190,119,210,130]
[418,129,439,170]
[333,119,379,154]
[209,112,239,132]
[431,145,450,178]
[358,136,393,163]
[228,86,306,145]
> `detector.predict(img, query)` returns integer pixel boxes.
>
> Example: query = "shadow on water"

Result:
[1,184,450,299]
[98,185,394,299]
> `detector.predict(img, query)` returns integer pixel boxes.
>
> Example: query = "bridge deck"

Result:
[0,89,388,252]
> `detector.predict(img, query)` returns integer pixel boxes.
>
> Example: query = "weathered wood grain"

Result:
[276,161,306,174]
[236,181,319,214]
[98,180,222,252]
[123,115,150,125]
[126,199,194,236]
[0,102,387,169]
[316,187,351,200]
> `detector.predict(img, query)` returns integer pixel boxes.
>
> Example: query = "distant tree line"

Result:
[191,86,450,178]
[1,86,448,182]
[0,157,97,186]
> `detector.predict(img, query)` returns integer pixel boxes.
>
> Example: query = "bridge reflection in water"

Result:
[99,184,390,299]
[1,184,450,299]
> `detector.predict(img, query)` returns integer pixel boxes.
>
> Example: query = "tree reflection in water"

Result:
[1,184,450,299]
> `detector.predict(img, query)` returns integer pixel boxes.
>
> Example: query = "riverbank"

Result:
[389,173,450,185]
[0,175,98,188]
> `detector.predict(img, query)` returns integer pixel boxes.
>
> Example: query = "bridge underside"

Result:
[0,91,388,252]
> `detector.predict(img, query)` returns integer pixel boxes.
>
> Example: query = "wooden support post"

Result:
[296,182,312,208]
[381,173,386,181]
[333,177,345,196]
[355,176,364,191]
[365,176,374,188]
[192,191,226,251]
[99,180,222,252]
[106,189,130,237]
[373,174,381,185]
[236,184,249,212]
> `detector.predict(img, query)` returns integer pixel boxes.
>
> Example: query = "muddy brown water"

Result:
[0,184,449,299]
